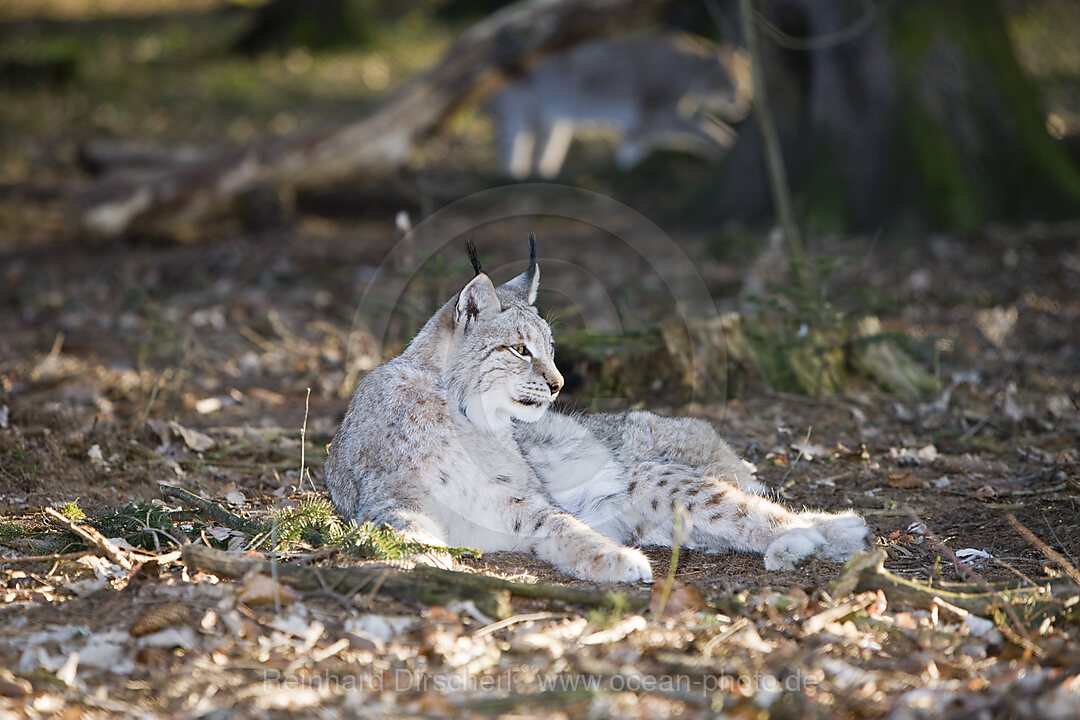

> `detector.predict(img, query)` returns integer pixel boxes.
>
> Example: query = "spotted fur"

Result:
[324,240,870,582]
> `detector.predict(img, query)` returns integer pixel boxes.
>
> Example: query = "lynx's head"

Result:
[443,234,564,432]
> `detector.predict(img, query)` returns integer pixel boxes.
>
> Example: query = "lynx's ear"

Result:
[496,232,540,306]
[454,273,500,331]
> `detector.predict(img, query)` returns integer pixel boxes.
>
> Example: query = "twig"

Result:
[913,517,1044,657]
[360,567,391,608]
[994,481,1069,498]
[1005,512,1080,587]
[830,549,1077,616]
[653,504,689,618]
[159,483,263,535]
[291,525,363,565]
[959,414,996,441]
[780,425,813,486]
[135,369,168,433]
[473,611,569,638]
[0,550,94,564]
[296,387,315,492]
[802,591,877,635]
[238,325,277,353]
[1042,510,1080,571]
[44,507,133,570]
[992,557,1042,589]
[310,565,367,612]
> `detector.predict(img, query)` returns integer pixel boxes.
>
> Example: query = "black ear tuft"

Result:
[527,231,538,281]
[466,238,483,276]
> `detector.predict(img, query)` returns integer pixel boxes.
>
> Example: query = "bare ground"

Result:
[1,218,1079,718]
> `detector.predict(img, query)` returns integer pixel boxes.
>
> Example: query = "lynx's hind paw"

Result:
[764,527,827,571]
[810,513,871,563]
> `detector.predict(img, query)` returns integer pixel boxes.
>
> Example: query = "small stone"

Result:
[958,643,987,660]
[87,444,107,468]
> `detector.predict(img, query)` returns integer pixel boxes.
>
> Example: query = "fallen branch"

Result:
[801,591,878,635]
[182,543,649,620]
[1005,512,1080,587]
[45,507,134,570]
[0,550,94,564]
[994,481,1070,498]
[830,549,1079,617]
[918,523,1043,655]
[79,0,663,237]
[159,483,263,535]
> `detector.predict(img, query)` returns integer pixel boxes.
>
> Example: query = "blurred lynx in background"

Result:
[488,33,751,179]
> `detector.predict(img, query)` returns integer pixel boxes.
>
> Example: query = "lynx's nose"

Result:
[547,374,564,396]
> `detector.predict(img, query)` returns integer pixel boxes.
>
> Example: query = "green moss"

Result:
[898,101,984,231]
[887,0,1080,230]
[57,501,87,523]
[743,322,848,395]
[800,138,851,235]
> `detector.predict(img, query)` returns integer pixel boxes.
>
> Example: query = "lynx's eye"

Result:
[507,344,531,358]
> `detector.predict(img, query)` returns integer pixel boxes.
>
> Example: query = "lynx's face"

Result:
[452,304,563,427]
[445,244,564,432]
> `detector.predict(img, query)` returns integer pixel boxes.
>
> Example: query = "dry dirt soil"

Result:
[0,217,1078,719]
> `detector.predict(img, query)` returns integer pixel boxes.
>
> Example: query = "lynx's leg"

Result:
[457,484,654,584]
[373,507,448,546]
[582,411,767,494]
[507,130,537,180]
[489,86,538,180]
[528,506,654,583]
[619,462,869,570]
[534,119,575,179]
[617,115,735,168]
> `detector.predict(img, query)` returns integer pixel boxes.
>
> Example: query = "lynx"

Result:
[325,237,870,582]
[488,33,750,180]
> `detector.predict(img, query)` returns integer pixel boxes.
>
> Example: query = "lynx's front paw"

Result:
[578,545,654,583]
[764,527,827,571]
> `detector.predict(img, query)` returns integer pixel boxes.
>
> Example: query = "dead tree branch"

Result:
[830,549,1079,617]
[160,483,263,535]
[182,543,649,620]
[45,506,134,569]
[79,0,663,238]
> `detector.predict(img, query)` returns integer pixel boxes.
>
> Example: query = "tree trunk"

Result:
[706,0,1080,232]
